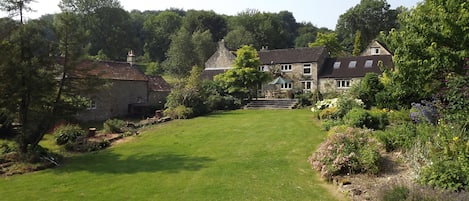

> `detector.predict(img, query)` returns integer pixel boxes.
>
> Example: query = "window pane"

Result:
[365,60,373,68]
[333,62,341,69]
[348,61,357,68]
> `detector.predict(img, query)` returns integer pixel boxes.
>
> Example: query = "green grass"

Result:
[0,109,341,201]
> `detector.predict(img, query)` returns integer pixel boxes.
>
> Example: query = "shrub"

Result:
[378,182,469,201]
[64,136,110,152]
[410,100,439,124]
[319,107,339,120]
[103,119,127,134]
[54,124,86,145]
[295,92,313,108]
[369,108,389,130]
[375,123,419,152]
[380,185,409,201]
[335,96,364,118]
[344,108,371,128]
[344,108,388,130]
[164,105,194,119]
[309,127,382,179]
[321,119,344,131]
[388,109,412,125]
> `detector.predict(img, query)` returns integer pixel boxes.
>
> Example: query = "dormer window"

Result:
[333,62,341,69]
[364,60,373,68]
[371,47,380,55]
[348,61,357,68]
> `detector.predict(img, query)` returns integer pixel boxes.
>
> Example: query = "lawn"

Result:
[0,109,341,201]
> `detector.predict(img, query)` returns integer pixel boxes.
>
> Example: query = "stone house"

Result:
[202,40,393,97]
[258,47,329,97]
[200,40,236,80]
[72,58,170,121]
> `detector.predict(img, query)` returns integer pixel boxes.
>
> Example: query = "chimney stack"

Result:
[127,50,135,66]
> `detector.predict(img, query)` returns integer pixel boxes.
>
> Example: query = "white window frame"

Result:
[371,48,380,55]
[333,61,341,69]
[280,64,292,72]
[87,99,97,110]
[364,60,373,68]
[259,65,269,72]
[336,79,351,89]
[303,64,312,75]
[280,83,293,90]
[301,81,313,92]
[348,61,357,68]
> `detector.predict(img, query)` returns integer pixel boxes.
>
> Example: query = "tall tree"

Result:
[163,28,196,78]
[53,12,90,116]
[0,0,33,23]
[224,28,256,50]
[182,10,227,42]
[382,0,469,106]
[192,30,216,67]
[308,32,346,57]
[0,21,56,153]
[87,7,136,60]
[336,0,399,52]
[143,11,182,62]
[352,31,362,56]
[59,0,121,14]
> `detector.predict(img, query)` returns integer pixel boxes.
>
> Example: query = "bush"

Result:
[54,124,86,145]
[381,185,409,201]
[103,119,127,134]
[335,96,364,118]
[164,105,194,119]
[319,107,339,120]
[295,92,313,108]
[388,109,412,125]
[309,127,382,179]
[64,136,110,152]
[344,108,371,128]
[344,108,388,130]
[321,119,344,131]
[378,182,469,201]
[369,108,389,130]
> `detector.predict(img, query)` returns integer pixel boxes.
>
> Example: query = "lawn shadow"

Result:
[53,151,215,175]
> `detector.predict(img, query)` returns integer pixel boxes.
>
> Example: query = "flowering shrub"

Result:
[308,127,382,179]
[410,100,438,124]
[311,98,338,112]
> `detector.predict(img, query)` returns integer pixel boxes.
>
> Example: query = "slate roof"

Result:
[71,60,147,81]
[258,47,327,64]
[319,55,394,78]
[200,69,229,80]
[147,75,171,92]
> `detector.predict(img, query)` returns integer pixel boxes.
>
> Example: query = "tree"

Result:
[336,0,399,52]
[308,32,345,57]
[352,31,362,56]
[0,20,57,153]
[295,22,320,47]
[382,0,469,106]
[87,7,136,60]
[355,73,384,108]
[192,30,216,67]
[53,12,90,116]
[0,0,34,23]
[224,28,256,50]
[143,11,182,62]
[59,0,121,14]
[163,28,196,78]
[182,10,227,42]
[215,45,269,100]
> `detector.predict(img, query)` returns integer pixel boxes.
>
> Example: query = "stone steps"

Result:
[244,99,298,109]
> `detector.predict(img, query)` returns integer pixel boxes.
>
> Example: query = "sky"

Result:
[1,0,422,30]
